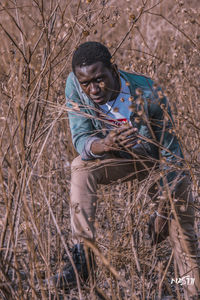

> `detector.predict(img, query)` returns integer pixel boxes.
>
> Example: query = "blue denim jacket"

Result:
[65,70,183,181]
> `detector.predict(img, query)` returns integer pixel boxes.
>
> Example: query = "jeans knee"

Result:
[71,156,90,174]
[71,156,83,169]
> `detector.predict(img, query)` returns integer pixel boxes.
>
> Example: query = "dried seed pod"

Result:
[94,221,99,229]
[158,90,164,99]
[128,104,135,112]
[153,83,158,89]
[180,205,186,212]
[136,97,144,105]
[137,109,144,116]
[135,117,140,123]
[72,102,79,110]
[75,204,80,214]
[82,30,90,37]
[99,81,105,88]
[128,96,134,102]
[160,157,167,164]
[160,103,165,109]
[110,57,115,64]
[135,88,143,95]
[129,14,136,21]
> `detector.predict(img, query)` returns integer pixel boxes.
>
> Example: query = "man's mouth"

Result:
[91,96,105,103]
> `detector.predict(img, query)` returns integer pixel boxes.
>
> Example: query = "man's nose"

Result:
[90,82,100,95]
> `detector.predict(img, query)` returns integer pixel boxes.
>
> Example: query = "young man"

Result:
[49,42,200,299]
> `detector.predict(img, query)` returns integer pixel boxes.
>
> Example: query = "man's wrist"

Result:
[90,138,107,156]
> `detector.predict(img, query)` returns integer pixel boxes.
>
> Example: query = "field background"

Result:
[0,0,199,299]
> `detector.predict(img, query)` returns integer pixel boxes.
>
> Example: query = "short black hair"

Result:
[72,41,112,73]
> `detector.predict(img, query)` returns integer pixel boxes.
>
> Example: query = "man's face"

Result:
[75,62,119,105]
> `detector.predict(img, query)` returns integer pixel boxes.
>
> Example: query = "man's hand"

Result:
[104,125,138,152]
[90,125,138,156]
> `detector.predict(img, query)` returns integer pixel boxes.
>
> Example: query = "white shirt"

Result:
[99,76,132,127]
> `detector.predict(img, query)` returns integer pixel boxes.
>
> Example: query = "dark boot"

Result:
[46,244,92,289]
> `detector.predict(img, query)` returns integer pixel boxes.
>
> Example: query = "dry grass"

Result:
[0,0,199,299]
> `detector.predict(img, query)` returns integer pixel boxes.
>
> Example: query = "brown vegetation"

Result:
[0,0,199,299]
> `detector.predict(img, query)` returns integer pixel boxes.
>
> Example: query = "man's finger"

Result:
[119,137,138,146]
[116,127,138,138]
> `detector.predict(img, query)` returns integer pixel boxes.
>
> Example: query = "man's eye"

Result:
[81,82,88,86]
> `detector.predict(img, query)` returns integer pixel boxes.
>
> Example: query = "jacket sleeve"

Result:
[147,85,184,183]
[65,73,103,160]
[148,88,182,160]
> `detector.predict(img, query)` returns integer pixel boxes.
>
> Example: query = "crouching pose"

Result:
[48,42,200,299]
